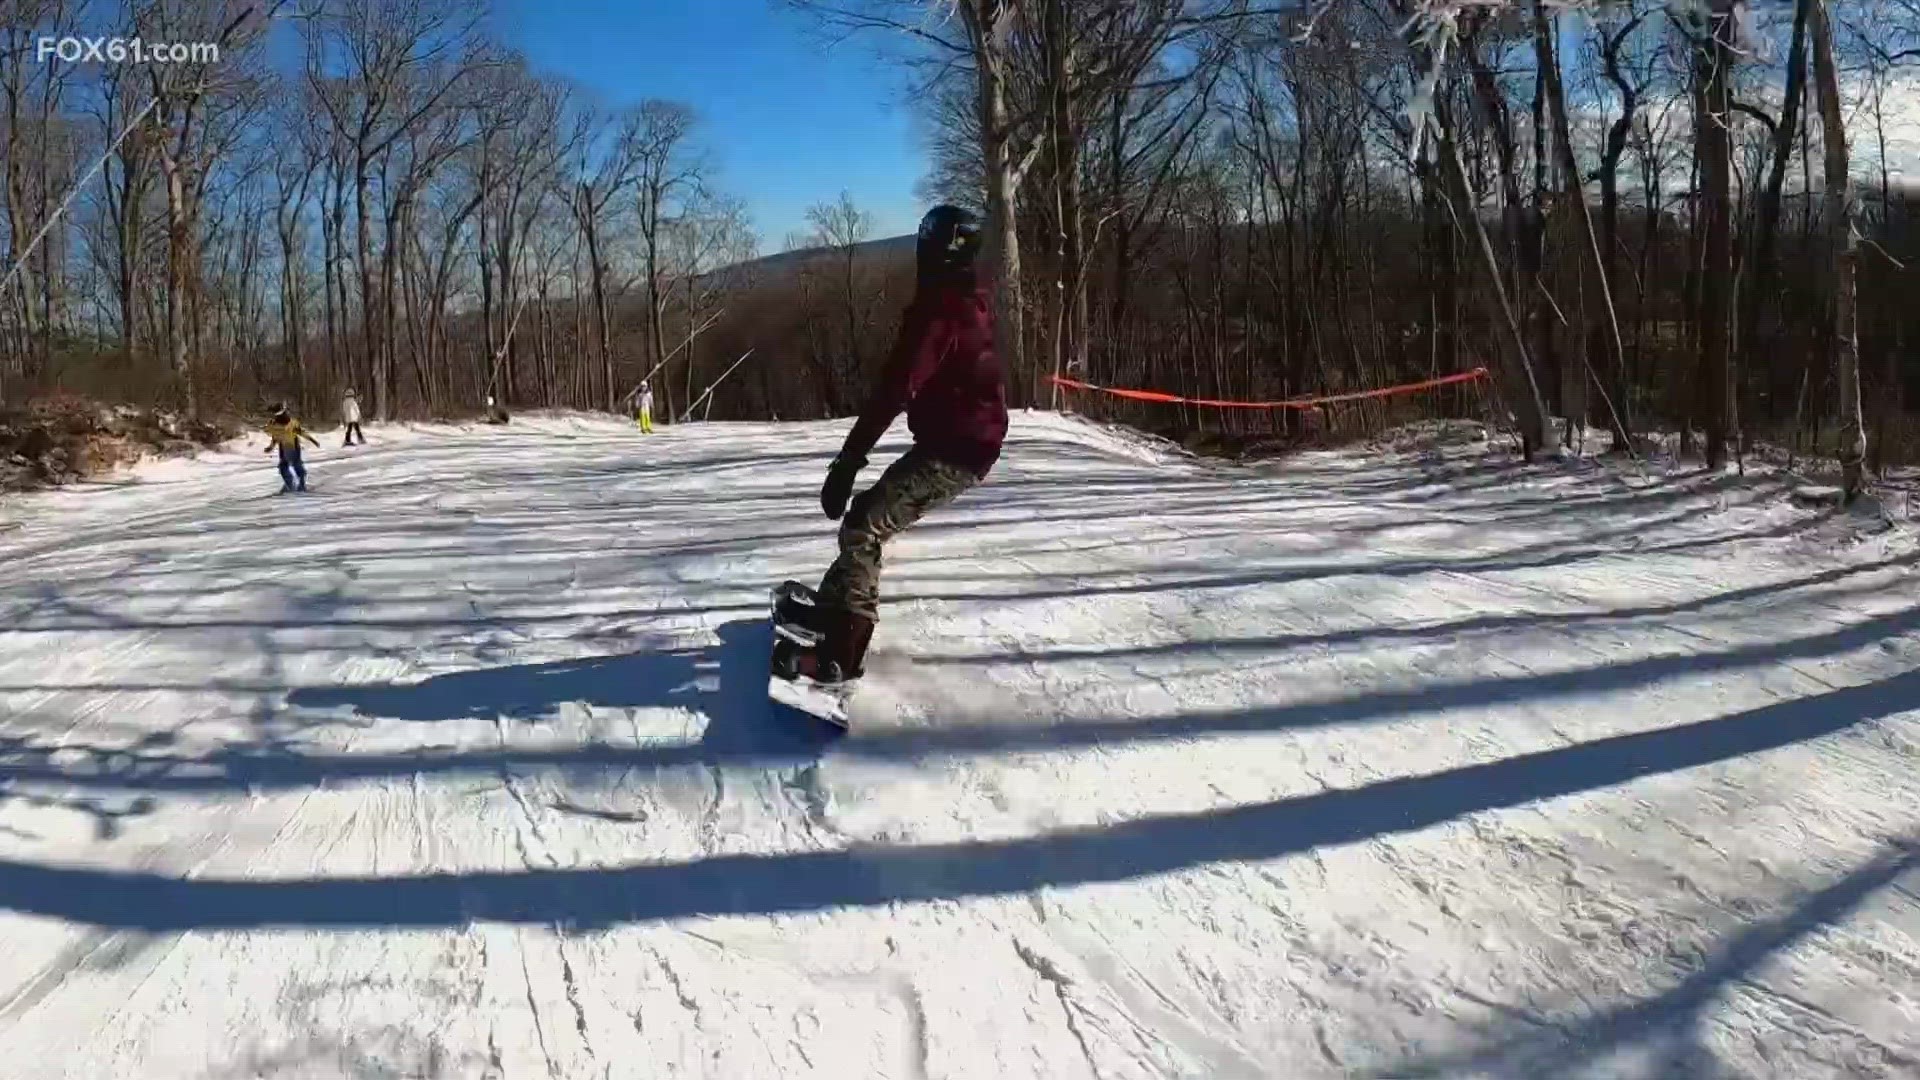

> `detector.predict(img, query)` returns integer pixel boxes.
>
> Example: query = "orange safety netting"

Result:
[1048,366,1490,411]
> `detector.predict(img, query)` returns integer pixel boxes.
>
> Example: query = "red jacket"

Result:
[840,275,1007,478]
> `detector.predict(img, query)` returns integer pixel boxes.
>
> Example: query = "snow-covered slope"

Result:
[1,412,1916,1079]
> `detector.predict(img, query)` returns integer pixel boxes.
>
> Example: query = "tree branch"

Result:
[1731,100,1777,139]
[786,0,968,54]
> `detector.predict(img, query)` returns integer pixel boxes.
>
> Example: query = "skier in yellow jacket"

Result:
[264,405,321,493]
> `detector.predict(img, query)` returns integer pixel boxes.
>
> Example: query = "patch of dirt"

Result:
[1123,420,1339,462]
[1117,415,1491,464]
[1364,418,1496,455]
[0,394,237,494]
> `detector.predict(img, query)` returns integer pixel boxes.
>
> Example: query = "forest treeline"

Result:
[2,1,1917,493]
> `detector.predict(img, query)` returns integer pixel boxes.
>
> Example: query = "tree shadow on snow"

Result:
[0,662,1910,932]
[285,616,837,757]
[1367,838,1920,1080]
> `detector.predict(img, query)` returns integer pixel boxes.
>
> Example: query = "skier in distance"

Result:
[341,388,364,446]
[794,203,1008,684]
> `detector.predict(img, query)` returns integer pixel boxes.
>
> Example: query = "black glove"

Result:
[820,454,865,520]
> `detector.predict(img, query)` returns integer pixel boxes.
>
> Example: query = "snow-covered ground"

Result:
[1,411,1917,1079]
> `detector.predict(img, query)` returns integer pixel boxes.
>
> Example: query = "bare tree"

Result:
[304,0,481,419]
[1809,0,1867,498]
[0,0,79,392]
[376,79,469,412]
[806,190,877,408]
[470,61,569,407]
[633,98,703,419]
[78,53,159,378]
[568,104,645,411]
[1686,0,1740,469]
[660,190,756,414]
[141,0,278,418]
[1740,0,1811,417]
[1533,0,1631,450]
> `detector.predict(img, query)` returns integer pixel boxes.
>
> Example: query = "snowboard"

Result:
[768,579,853,730]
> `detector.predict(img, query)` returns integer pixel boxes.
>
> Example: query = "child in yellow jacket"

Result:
[264,405,321,493]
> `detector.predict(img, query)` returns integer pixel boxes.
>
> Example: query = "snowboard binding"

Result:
[768,580,857,728]
[771,580,879,680]
[769,580,874,687]
[770,580,828,679]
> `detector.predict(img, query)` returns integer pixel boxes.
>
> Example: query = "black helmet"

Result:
[916,204,982,284]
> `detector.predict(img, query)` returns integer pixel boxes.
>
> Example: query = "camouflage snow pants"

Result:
[816,446,980,621]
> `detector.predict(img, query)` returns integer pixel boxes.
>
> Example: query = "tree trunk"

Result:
[279,212,306,408]
[1740,0,1810,429]
[325,161,348,392]
[113,144,147,372]
[1868,79,1900,475]
[966,0,1030,406]
[684,273,698,415]
[580,186,613,412]
[480,187,496,401]
[381,193,405,417]
[1808,0,1866,499]
[1528,16,1560,426]
[1044,0,1085,409]
[643,184,668,418]
[159,154,197,417]
[1417,147,1457,380]
[1436,105,1558,456]
[1693,1,1737,469]
[1540,0,1632,450]
[356,152,382,419]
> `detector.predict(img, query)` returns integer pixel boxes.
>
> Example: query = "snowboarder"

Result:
[263,405,321,493]
[636,381,655,434]
[341,388,365,446]
[790,204,1007,685]
[485,395,510,425]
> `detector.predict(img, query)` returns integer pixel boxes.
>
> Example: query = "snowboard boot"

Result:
[795,609,876,685]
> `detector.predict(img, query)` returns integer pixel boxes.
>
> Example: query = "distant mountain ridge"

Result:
[707,233,915,286]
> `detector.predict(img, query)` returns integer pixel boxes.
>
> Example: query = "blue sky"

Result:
[491,0,931,248]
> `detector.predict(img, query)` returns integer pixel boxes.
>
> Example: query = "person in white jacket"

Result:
[636,381,655,434]
[342,389,365,446]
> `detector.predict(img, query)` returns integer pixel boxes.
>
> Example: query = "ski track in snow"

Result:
[0,412,1917,1078]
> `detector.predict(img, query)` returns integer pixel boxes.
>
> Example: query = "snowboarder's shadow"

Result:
[287,617,836,767]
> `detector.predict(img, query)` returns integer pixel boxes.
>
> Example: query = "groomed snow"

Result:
[0,411,1916,1078]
